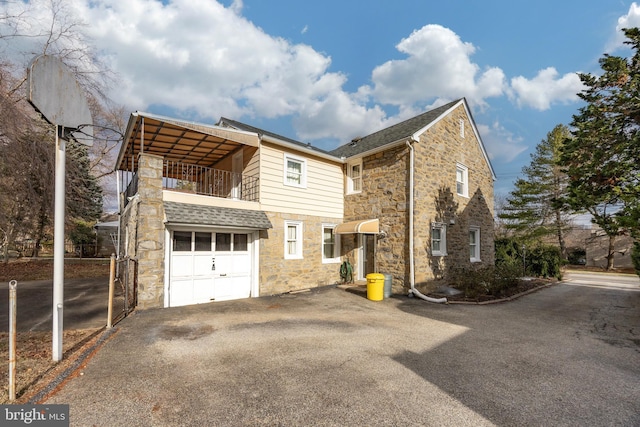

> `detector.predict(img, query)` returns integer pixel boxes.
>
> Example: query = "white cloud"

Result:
[608,2,640,52]
[0,0,580,159]
[366,25,507,109]
[510,67,584,111]
[477,122,528,163]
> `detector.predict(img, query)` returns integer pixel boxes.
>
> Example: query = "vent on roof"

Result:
[349,137,362,147]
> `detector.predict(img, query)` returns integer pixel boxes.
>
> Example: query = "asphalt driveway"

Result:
[0,277,110,332]
[45,272,640,426]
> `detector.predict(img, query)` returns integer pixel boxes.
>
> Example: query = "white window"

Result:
[284,155,306,188]
[347,160,362,194]
[470,227,481,262]
[284,220,303,259]
[322,224,340,263]
[456,163,468,197]
[431,223,447,256]
[459,118,465,138]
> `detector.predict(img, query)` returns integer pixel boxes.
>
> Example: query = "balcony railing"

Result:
[163,160,259,202]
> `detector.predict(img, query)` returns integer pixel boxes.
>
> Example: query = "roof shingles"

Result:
[329,99,461,158]
[164,201,273,229]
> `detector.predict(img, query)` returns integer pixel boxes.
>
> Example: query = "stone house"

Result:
[115,98,495,309]
[330,98,496,292]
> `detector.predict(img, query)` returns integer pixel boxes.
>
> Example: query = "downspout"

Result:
[406,140,447,304]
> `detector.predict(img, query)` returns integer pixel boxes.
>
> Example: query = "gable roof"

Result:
[329,98,496,180]
[329,99,461,158]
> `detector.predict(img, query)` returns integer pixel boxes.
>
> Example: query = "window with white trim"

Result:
[322,224,340,263]
[469,227,481,262]
[284,220,303,259]
[347,160,362,194]
[456,163,469,197]
[284,155,306,188]
[431,223,447,256]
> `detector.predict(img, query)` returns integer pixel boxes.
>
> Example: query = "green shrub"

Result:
[527,245,562,279]
[449,264,521,299]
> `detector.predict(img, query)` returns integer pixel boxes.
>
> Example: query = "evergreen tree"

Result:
[559,28,640,269]
[499,125,572,256]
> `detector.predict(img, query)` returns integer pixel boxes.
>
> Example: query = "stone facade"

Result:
[258,212,344,295]
[120,153,165,309]
[343,104,495,293]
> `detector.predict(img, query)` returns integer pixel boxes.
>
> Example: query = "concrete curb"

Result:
[445,282,555,305]
[339,281,555,305]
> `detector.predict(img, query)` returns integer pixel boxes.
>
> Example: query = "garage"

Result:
[162,201,272,307]
[169,230,253,307]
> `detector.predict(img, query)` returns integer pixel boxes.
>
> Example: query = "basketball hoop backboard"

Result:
[27,55,93,145]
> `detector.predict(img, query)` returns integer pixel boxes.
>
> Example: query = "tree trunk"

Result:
[555,210,567,259]
[606,235,616,270]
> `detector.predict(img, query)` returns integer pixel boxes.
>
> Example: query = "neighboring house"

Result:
[115,98,495,309]
[585,229,634,270]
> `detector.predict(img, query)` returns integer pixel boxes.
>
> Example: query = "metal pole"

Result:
[107,254,116,329]
[53,126,65,362]
[8,280,17,401]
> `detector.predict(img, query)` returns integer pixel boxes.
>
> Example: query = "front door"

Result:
[359,234,376,279]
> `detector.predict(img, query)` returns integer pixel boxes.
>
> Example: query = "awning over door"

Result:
[335,219,379,234]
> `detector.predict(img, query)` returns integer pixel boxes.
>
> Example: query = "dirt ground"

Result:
[1,259,110,403]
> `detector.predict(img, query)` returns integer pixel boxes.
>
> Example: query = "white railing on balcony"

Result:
[163,160,259,202]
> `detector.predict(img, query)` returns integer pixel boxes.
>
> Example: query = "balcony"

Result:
[120,160,259,209]
[162,161,259,202]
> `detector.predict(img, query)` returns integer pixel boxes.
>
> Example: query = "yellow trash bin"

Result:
[366,273,385,301]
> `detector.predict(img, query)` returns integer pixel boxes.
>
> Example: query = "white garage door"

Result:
[169,230,252,307]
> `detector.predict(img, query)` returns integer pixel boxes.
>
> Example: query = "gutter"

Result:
[406,139,447,304]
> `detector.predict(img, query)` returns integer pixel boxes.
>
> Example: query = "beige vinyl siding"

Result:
[259,142,343,218]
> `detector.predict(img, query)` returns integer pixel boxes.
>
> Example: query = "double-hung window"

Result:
[284,220,303,259]
[431,223,447,256]
[284,155,306,188]
[456,163,469,197]
[322,224,340,263]
[469,227,481,262]
[347,160,362,194]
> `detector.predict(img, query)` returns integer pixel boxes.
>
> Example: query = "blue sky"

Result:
[2,0,640,200]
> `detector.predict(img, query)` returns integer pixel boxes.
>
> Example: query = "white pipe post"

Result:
[107,254,116,329]
[53,126,66,362]
[8,280,17,400]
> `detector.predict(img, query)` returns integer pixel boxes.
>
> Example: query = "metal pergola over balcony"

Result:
[115,111,260,173]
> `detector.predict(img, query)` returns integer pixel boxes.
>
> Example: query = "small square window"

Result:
[173,231,192,251]
[195,232,212,251]
[456,163,469,197]
[284,155,306,188]
[431,223,447,256]
[284,220,303,259]
[234,234,248,252]
[216,233,231,252]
